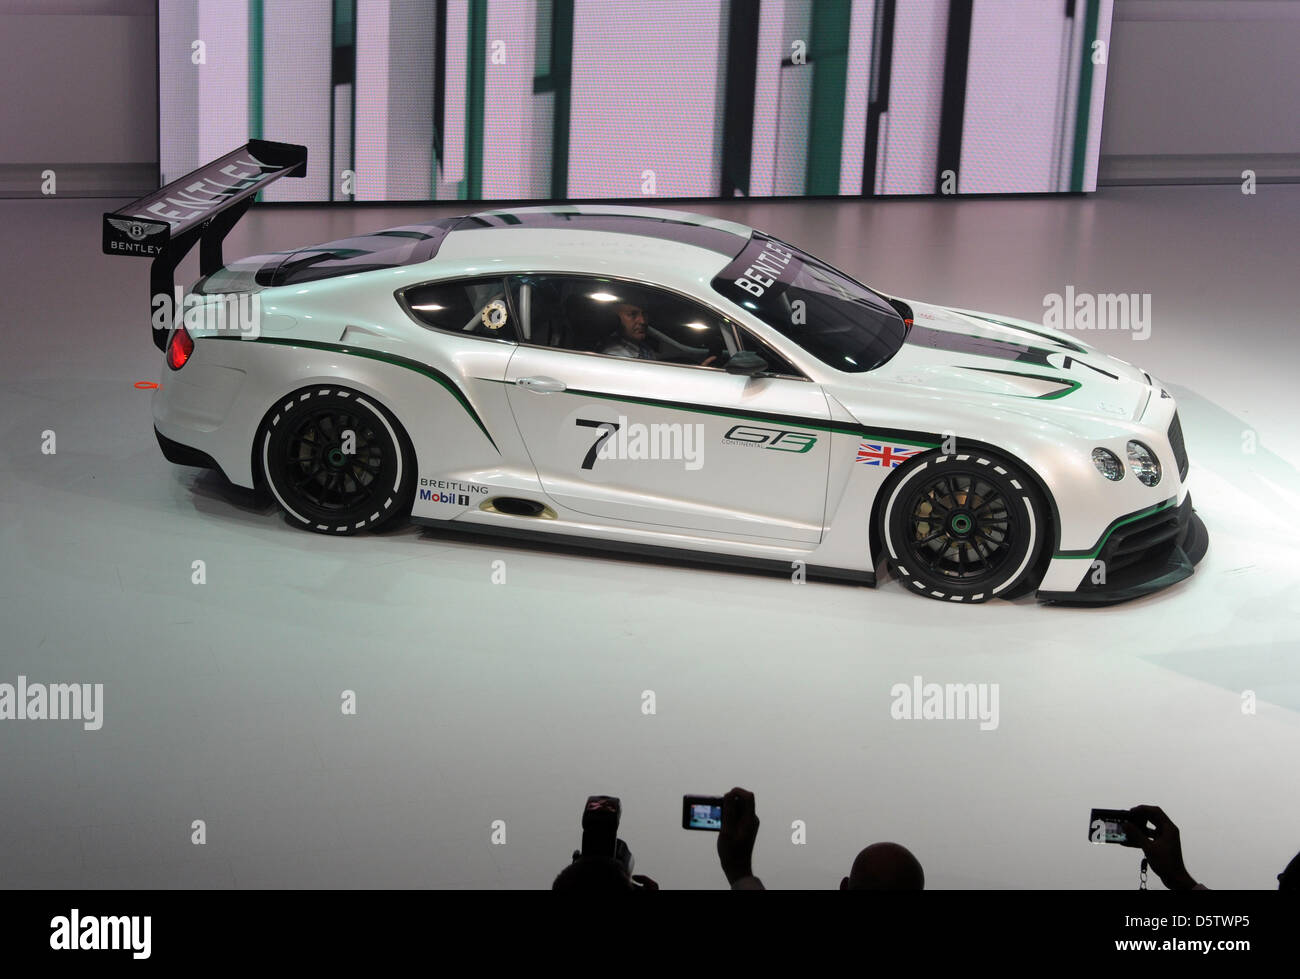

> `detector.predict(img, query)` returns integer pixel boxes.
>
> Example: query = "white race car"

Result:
[105,141,1206,604]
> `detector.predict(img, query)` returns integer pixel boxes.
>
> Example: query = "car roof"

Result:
[454,204,754,255]
[432,204,757,286]
[234,205,757,291]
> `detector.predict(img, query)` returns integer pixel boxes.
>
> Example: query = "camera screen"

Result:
[1089,809,1132,844]
[1099,819,1126,843]
[688,803,722,830]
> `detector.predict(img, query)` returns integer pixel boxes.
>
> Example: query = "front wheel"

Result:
[261,387,414,535]
[881,451,1046,603]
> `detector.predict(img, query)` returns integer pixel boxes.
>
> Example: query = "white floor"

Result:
[1,186,1297,889]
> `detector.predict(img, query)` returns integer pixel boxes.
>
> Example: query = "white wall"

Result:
[1099,0,1300,183]
[0,0,155,196]
[262,0,332,202]
[567,0,728,198]
[482,0,542,199]
[962,2,1076,194]
[4,0,1299,198]
[877,0,948,196]
[354,0,438,202]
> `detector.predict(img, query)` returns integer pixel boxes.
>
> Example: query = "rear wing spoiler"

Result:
[102,139,306,349]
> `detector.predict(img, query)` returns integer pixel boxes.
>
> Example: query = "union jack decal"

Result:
[856,442,922,468]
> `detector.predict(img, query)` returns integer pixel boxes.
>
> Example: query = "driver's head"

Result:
[615,303,647,342]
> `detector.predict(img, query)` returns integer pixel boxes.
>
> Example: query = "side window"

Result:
[400,278,517,341]
[507,275,568,347]
[509,274,734,369]
[734,326,805,379]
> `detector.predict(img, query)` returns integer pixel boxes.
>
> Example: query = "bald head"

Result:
[841,843,924,891]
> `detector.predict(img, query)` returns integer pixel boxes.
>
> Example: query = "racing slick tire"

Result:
[881,450,1047,603]
[260,386,415,535]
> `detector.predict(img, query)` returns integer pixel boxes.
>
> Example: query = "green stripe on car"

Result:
[555,385,940,447]
[1055,497,1176,560]
[208,336,499,452]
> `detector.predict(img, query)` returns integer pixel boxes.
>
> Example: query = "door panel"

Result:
[504,346,831,543]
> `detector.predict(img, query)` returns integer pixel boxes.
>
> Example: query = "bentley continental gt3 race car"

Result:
[103,141,1207,604]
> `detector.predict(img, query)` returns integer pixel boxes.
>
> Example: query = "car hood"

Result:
[872,300,1155,421]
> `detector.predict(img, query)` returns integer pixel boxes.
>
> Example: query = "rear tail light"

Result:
[166,324,194,370]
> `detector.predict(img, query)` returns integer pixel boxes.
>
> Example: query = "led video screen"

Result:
[159,0,1113,202]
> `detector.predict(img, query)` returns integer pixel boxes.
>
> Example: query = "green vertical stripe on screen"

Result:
[249,0,263,140]
[464,0,487,200]
[805,0,851,196]
[1070,0,1100,192]
[248,0,264,201]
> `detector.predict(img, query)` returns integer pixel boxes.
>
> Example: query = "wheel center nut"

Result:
[950,513,973,534]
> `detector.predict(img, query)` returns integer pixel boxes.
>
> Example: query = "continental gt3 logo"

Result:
[722,424,817,453]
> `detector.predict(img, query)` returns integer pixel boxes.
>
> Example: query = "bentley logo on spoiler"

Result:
[104,216,168,256]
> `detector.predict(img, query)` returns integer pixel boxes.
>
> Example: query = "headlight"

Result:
[1092,448,1124,481]
[1126,441,1161,486]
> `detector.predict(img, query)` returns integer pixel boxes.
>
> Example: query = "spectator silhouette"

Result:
[1278,850,1299,890]
[717,787,764,889]
[552,856,659,891]
[1121,805,1206,890]
[840,842,925,890]
[714,787,925,891]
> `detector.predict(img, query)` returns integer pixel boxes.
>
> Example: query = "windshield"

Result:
[711,234,907,372]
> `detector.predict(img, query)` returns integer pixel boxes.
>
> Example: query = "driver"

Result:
[599,299,717,366]
[600,301,657,360]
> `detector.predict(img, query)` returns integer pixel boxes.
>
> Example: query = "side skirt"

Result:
[410,516,875,587]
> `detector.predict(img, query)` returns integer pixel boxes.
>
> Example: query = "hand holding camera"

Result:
[683,788,762,887]
[717,787,761,887]
[1121,804,1200,891]
[1090,804,1201,891]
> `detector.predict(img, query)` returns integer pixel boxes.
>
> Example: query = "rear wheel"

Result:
[261,387,414,535]
[881,451,1046,603]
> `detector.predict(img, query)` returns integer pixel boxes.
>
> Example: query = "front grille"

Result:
[1105,507,1182,575]
[1168,412,1189,481]
[1081,500,1188,591]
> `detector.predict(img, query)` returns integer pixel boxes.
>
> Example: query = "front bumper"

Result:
[1037,495,1208,605]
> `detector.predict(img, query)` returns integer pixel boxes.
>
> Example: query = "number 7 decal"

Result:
[576,418,620,470]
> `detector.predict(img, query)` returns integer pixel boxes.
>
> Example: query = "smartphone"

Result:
[682,795,724,831]
[1089,808,1134,844]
